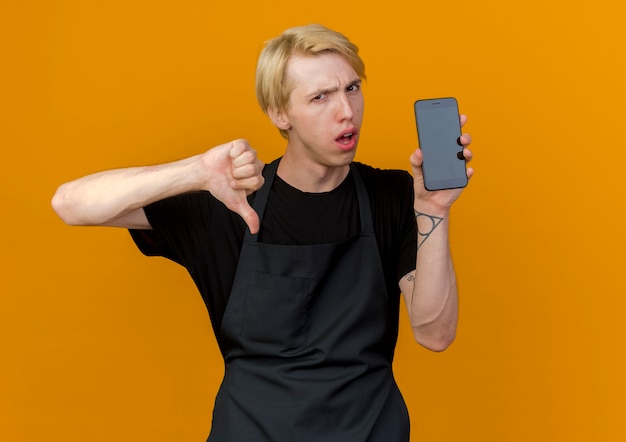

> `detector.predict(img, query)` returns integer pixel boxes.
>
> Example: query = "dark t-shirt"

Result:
[130,162,417,345]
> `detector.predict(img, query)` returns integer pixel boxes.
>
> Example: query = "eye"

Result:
[312,93,327,101]
[347,83,361,93]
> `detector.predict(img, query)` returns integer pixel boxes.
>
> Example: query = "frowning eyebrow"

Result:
[306,78,362,99]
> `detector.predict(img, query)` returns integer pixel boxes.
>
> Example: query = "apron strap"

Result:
[245,158,280,243]
[350,163,374,234]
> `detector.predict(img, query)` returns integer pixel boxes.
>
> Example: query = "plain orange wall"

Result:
[1,0,625,441]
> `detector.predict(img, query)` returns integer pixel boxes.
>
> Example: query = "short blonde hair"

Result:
[255,24,366,138]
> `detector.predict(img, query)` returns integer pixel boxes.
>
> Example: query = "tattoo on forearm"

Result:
[414,209,443,250]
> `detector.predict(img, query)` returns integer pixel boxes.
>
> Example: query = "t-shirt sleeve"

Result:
[128,191,215,266]
[395,172,418,282]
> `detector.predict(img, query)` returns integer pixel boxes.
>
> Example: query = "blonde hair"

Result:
[255,24,366,138]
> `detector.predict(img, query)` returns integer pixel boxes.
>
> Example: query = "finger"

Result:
[226,197,261,234]
[409,148,424,168]
[459,133,472,146]
[229,139,251,161]
[462,148,473,163]
[232,159,262,180]
[238,204,261,234]
[231,174,265,193]
[232,158,264,193]
[231,149,258,170]
[466,166,475,180]
[460,114,468,127]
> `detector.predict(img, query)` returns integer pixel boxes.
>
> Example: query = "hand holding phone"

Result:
[414,97,468,191]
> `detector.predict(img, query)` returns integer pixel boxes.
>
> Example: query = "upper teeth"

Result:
[343,133,352,137]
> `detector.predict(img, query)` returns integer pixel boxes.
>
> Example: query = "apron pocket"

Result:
[242,272,310,349]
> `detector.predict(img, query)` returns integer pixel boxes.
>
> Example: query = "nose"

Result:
[336,92,355,121]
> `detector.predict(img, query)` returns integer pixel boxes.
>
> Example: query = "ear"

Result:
[268,108,291,131]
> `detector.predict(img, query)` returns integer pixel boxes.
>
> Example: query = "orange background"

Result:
[1,1,625,441]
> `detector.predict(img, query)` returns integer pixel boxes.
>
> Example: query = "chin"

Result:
[329,150,357,167]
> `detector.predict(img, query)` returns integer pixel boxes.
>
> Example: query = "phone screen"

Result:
[414,97,467,191]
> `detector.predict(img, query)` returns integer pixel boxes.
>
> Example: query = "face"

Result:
[273,51,364,169]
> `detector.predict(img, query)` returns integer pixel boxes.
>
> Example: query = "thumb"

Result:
[409,148,423,168]
[228,197,260,234]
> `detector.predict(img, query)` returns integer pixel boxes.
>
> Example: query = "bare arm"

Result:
[398,116,474,351]
[399,208,459,352]
[51,139,265,232]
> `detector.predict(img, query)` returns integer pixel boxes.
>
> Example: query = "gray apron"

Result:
[208,159,409,441]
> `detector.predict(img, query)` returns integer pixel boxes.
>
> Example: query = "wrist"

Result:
[157,154,205,194]
[413,202,450,219]
[187,153,209,191]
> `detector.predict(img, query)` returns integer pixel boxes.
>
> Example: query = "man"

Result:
[53,24,473,441]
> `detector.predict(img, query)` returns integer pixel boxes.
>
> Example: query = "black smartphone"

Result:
[414,97,467,191]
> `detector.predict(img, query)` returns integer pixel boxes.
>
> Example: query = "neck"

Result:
[276,152,351,193]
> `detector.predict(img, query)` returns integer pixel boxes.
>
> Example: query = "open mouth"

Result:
[337,131,355,145]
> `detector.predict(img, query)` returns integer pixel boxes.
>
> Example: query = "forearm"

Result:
[52,155,202,226]
[406,206,459,351]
